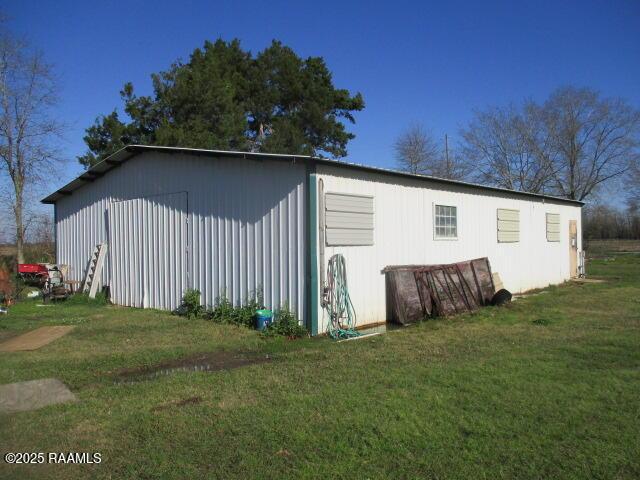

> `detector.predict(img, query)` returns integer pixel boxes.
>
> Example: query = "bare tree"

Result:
[0,25,63,263]
[624,157,640,207]
[461,105,554,193]
[542,87,640,201]
[395,124,471,180]
[427,134,474,181]
[395,124,439,174]
[462,87,640,201]
[26,212,55,262]
[30,212,53,244]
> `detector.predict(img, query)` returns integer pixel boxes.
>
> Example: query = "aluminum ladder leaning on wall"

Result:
[82,243,108,298]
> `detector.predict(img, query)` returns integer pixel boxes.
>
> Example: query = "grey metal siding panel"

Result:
[108,192,187,310]
[54,152,307,321]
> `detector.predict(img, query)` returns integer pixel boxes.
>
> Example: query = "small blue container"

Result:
[255,309,273,331]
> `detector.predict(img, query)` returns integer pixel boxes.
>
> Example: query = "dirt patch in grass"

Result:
[512,289,549,300]
[113,351,271,383]
[571,278,607,284]
[0,325,75,352]
[151,396,203,412]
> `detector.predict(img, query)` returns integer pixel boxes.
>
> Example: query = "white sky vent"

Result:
[325,192,374,246]
[497,208,520,243]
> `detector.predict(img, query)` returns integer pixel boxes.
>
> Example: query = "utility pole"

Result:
[444,134,450,168]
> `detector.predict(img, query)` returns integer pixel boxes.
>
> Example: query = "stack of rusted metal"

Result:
[384,258,496,324]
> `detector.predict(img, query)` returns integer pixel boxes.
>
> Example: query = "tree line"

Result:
[583,203,640,240]
[582,149,640,241]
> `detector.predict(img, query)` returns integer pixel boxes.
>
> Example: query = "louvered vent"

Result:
[546,213,560,242]
[325,192,374,246]
[497,208,520,243]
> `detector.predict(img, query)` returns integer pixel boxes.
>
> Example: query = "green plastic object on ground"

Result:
[255,309,273,331]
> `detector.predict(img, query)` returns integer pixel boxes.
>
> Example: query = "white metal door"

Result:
[108,192,188,310]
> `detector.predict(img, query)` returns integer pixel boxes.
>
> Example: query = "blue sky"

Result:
[5,0,640,191]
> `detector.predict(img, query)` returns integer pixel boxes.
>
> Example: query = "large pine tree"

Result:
[79,39,364,168]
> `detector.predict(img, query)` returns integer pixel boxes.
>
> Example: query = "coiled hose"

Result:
[323,254,360,340]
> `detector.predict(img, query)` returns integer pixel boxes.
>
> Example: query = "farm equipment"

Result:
[17,263,69,302]
[17,263,53,286]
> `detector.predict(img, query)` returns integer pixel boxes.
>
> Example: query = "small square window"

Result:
[434,205,457,239]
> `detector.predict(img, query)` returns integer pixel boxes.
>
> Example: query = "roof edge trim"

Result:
[41,144,585,206]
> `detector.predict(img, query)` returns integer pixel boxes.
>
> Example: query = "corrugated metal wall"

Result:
[108,192,188,310]
[55,152,306,319]
[314,165,582,331]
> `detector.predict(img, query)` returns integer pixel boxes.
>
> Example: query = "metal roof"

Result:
[41,144,584,206]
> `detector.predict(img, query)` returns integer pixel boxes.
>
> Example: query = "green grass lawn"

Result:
[1,256,639,479]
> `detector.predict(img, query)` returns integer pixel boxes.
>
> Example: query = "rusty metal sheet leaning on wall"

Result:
[383,266,426,325]
[385,257,496,323]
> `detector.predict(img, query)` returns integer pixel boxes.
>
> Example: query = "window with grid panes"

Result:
[434,205,457,239]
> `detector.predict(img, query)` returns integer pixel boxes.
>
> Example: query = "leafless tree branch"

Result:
[0,23,64,263]
[460,87,640,201]
[395,123,472,180]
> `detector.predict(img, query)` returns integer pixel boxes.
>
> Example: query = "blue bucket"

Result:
[255,309,273,331]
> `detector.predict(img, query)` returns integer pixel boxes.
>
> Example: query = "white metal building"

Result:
[43,145,583,335]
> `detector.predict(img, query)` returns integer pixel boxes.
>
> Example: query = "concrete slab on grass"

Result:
[0,378,76,414]
[0,326,74,352]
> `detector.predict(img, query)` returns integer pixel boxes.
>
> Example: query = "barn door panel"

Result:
[108,197,143,307]
[142,192,188,310]
[108,192,188,310]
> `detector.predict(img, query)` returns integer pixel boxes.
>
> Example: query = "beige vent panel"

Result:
[497,208,520,243]
[325,193,374,246]
[546,213,560,242]
[325,193,374,214]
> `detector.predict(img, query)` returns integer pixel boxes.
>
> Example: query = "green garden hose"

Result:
[323,254,360,340]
